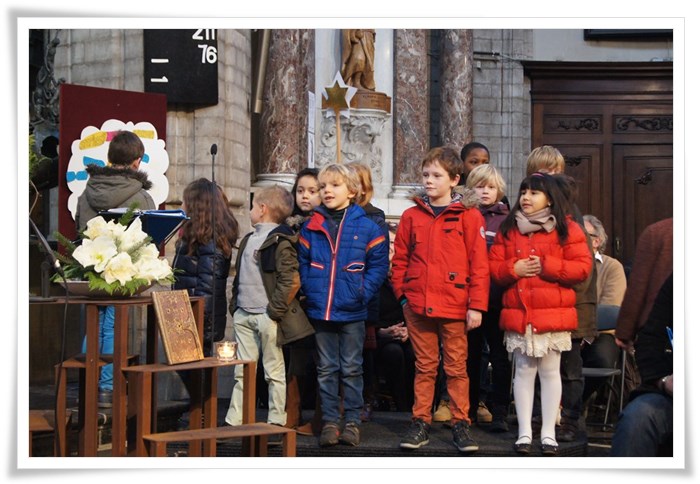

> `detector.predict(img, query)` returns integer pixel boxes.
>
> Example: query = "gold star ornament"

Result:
[324,80,350,113]
[322,71,357,119]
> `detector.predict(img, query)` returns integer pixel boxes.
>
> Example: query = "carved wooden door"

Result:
[524,62,673,269]
[612,143,673,264]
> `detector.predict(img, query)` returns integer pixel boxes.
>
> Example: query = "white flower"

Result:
[134,256,172,283]
[83,216,125,240]
[66,211,173,292]
[103,252,136,285]
[137,243,160,261]
[118,217,149,252]
[72,236,118,273]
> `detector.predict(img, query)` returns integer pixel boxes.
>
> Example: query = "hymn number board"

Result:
[144,29,219,106]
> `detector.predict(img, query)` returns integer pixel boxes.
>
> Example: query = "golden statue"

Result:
[341,29,376,91]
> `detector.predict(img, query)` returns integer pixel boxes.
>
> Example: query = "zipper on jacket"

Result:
[322,210,347,321]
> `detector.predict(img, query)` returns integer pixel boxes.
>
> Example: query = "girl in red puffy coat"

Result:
[489,173,592,456]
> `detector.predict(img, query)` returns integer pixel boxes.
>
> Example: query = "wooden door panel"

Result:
[556,144,605,223]
[526,62,673,269]
[612,144,673,266]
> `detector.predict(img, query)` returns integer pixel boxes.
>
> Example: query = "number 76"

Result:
[198,44,217,64]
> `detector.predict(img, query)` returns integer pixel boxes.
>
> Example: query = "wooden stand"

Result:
[123,357,256,457]
[29,294,205,457]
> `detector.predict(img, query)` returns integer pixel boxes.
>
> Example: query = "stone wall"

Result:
[472,29,533,202]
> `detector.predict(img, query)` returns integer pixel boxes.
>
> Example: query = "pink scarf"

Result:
[515,207,556,235]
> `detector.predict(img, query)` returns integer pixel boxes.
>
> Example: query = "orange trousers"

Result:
[403,305,471,425]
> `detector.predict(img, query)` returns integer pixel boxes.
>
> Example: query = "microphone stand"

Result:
[209,144,217,357]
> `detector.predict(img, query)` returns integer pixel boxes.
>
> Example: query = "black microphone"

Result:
[29,216,64,277]
[210,144,217,156]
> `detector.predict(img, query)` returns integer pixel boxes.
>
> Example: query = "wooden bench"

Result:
[142,423,296,457]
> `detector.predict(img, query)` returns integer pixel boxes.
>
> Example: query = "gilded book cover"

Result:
[152,290,204,365]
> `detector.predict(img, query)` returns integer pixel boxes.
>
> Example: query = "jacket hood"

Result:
[269,223,297,239]
[409,185,480,211]
[285,214,308,230]
[481,201,510,216]
[83,165,153,210]
[85,164,153,189]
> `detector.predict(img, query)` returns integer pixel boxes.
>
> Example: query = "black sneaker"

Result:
[399,419,430,449]
[339,421,361,446]
[453,420,479,453]
[319,422,340,447]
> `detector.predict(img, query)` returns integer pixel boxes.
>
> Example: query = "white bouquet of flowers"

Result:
[53,209,174,296]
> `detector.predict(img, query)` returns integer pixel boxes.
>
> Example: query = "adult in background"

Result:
[615,218,673,351]
[611,274,673,456]
[580,214,627,405]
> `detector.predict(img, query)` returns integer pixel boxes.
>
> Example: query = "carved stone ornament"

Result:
[317,109,390,181]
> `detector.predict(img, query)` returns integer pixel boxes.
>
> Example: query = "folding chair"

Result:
[582,304,627,430]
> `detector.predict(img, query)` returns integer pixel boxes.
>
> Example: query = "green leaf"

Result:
[118,203,142,227]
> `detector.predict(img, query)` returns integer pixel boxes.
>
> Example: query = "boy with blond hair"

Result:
[465,164,512,431]
[225,185,314,442]
[525,145,565,176]
[297,163,389,448]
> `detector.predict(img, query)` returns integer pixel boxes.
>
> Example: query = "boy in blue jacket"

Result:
[297,163,389,448]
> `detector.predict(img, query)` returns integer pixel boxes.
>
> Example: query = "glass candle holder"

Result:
[215,341,237,362]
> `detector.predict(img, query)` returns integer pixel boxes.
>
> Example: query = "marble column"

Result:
[439,29,473,149]
[392,29,430,193]
[257,29,315,187]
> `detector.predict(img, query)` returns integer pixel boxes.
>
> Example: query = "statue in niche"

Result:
[341,29,376,91]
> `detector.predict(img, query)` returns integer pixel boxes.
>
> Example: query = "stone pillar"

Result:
[392,29,430,195]
[256,29,315,187]
[440,29,473,149]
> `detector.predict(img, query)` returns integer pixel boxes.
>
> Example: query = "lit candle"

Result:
[217,342,235,360]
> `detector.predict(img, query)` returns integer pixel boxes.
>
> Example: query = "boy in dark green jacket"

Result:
[225,185,313,432]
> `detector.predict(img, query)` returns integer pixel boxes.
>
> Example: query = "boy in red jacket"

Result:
[392,146,490,453]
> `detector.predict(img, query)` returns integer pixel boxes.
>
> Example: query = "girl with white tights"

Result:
[512,349,562,452]
[489,173,592,456]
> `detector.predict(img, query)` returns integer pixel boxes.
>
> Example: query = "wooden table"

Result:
[30,294,204,457]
